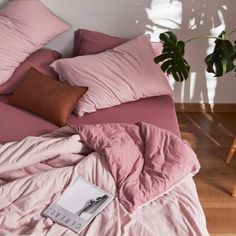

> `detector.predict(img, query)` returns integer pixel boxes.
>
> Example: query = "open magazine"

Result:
[42,176,114,234]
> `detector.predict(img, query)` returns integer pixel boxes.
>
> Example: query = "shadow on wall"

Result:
[145,0,236,104]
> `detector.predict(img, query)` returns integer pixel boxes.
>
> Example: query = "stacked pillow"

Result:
[2,0,172,125]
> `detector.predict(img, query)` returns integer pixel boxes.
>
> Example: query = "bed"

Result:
[0,94,209,236]
[0,2,208,234]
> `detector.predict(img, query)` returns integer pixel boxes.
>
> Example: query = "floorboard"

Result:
[177,112,236,235]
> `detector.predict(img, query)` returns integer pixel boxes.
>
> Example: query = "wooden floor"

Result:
[176,112,236,236]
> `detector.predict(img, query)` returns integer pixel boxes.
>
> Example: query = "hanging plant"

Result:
[154,29,236,82]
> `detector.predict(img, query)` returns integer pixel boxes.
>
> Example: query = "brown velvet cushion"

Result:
[9,68,88,126]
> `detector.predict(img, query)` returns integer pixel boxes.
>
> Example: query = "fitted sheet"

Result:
[0,95,180,144]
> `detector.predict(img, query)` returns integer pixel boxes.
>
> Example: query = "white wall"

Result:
[0,0,236,104]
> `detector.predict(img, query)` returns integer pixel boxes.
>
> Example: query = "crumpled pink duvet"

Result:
[77,122,200,213]
[0,122,208,236]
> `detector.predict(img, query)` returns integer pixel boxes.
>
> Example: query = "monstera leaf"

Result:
[205,31,236,77]
[154,31,190,82]
[232,40,236,76]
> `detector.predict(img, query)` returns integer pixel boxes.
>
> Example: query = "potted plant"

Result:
[154,30,236,82]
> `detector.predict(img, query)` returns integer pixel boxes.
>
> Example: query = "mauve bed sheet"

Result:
[0,95,180,144]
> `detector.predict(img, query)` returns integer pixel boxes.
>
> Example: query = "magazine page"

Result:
[42,176,114,234]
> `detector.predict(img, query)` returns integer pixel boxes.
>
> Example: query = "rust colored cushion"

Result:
[9,68,88,126]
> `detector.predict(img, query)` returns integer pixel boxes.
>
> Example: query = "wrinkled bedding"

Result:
[0,122,209,236]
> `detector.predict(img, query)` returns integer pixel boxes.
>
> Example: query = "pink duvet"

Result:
[0,122,209,236]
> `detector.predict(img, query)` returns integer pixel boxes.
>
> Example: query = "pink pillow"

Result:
[73,29,127,56]
[0,0,70,85]
[0,49,61,95]
[51,35,173,116]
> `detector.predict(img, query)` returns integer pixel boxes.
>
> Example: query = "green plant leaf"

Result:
[204,31,236,77]
[154,31,190,82]
[232,40,236,76]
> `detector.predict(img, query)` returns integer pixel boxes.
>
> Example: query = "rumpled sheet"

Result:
[0,122,209,236]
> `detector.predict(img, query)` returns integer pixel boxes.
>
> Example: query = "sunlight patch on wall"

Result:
[189,72,197,100]
[168,75,175,91]
[206,72,217,104]
[145,0,182,41]
[168,76,185,103]
[189,17,197,30]
[222,5,228,10]
[168,72,196,102]
[180,81,186,103]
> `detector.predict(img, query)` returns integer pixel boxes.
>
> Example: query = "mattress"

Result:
[0,95,180,143]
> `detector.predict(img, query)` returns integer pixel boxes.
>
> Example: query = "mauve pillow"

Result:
[0,49,61,95]
[9,68,88,127]
[51,35,173,117]
[73,29,127,56]
[0,0,70,85]
[73,29,163,57]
